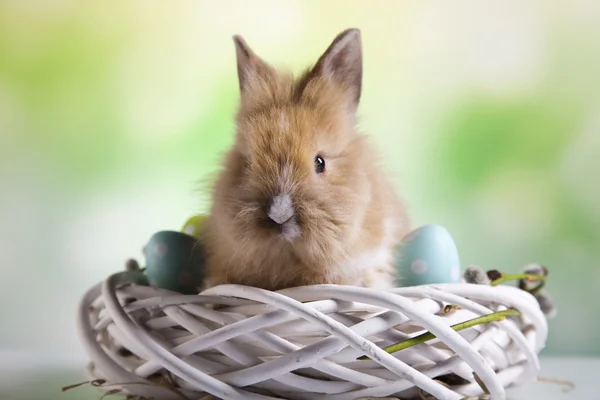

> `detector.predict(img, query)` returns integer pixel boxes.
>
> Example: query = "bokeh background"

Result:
[1,0,599,381]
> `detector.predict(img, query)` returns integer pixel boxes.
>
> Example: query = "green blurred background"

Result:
[1,0,599,368]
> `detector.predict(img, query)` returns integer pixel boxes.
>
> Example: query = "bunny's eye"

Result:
[314,155,325,174]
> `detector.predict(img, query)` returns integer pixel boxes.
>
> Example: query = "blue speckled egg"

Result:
[144,230,205,294]
[395,224,461,287]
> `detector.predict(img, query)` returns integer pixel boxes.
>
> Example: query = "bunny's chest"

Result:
[335,219,401,289]
[337,245,396,289]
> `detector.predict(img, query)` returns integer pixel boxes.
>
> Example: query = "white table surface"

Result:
[0,352,596,399]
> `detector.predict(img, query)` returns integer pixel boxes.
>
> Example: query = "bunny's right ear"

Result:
[233,35,275,94]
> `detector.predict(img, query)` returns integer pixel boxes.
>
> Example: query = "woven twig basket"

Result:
[77,270,547,400]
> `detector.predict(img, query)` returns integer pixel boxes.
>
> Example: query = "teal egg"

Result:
[395,224,461,287]
[144,231,205,294]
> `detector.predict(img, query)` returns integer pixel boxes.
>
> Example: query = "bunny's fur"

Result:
[202,29,409,291]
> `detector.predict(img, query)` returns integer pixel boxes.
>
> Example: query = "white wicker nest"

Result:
[77,271,547,400]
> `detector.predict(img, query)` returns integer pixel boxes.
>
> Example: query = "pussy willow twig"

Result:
[358,308,520,360]
[490,273,546,287]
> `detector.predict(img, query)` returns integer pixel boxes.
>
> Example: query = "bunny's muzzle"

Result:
[267,193,300,241]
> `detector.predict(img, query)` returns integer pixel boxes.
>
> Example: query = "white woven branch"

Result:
[77,273,547,400]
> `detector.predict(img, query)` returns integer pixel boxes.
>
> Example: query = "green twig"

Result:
[490,273,546,287]
[357,308,520,361]
[491,272,546,297]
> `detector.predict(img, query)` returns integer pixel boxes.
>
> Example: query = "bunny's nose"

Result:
[268,194,294,225]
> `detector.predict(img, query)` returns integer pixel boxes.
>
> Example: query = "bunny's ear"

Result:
[233,35,274,94]
[312,28,363,109]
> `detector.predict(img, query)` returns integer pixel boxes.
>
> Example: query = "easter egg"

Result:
[144,230,205,294]
[181,214,208,238]
[395,224,461,287]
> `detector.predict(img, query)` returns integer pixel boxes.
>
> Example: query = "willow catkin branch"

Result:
[358,309,521,360]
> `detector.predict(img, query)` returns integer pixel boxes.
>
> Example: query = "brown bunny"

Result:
[201,28,409,291]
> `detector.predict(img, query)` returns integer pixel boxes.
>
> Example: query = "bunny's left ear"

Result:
[311,28,363,110]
